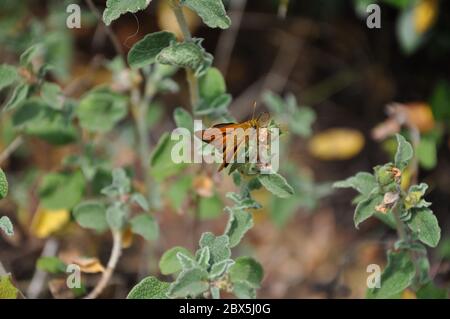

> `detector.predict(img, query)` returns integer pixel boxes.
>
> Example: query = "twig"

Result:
[26,238,59,298]
[215,0,247,76]
[169,0,199,109]
[0,136,23,165]
[84,230,122,299]
[84,0,125,60]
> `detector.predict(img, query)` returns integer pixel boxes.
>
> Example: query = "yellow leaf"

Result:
[71,257,105,274]
[404,102,435,133]
[414,0,438,34]
[30,208,70,238]
[157,1,200,39]
[308,128,365,160]
[0,275,19,299]
[400,166,412,191]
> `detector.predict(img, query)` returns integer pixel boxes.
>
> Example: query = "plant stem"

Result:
[169,0,200,109]
[0,136,23,165]
[85,230,122,299]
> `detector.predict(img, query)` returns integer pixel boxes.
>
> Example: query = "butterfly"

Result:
[195,111,271,171]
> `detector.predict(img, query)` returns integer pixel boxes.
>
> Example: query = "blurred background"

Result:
[0,0,449,298]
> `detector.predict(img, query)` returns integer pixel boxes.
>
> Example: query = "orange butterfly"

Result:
[195,112,270,171]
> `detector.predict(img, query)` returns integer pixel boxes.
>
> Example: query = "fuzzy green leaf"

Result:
[4,83,29,111]
[156,41,212,77]
[150,132,187,181]
[408,208,441,248]
[12,98,76,144]
[173,107,193,132]
[258,173,294,198]
[229,257,263,289]
[394,134,413,170]
[168,267,209,298]
[127,276,170,299]
[159,247,194,275]
[130,214,159,241]
[199,232,231,265]
[76,89,128,133]
[106,203,127,230]
[333,172,377,197]
[0,64,18,91]
[0,216,13,237]
[367,250,415,299]
[209,259,234,280]
[130,193,149,211]
[354,194,383,229]
[128,31,176,69]
[181,0,231,29]
[199,67,226,102]
[224,208,254,248]
[103,0,151,25]
[232,281,256,299]
[73,201,108,232]
[38,171,85,210]
[0,168,8,200]
[195,247,210,269]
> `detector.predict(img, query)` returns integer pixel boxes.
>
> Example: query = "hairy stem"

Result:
[85,230,122,299]
[169,0,200,109]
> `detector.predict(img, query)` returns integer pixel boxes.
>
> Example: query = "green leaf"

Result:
[168,267,209,298]
[103,0,151,26]
[229,257,263,289]
[73,201,108,232]
[394,134,413,170]
[20,44,43,67]
[127,276,170,299]
[181,0,231,29]
[36,257,66,274]
[195,93,231,116]
[408,208,441,248]
[333,172,377,197]
[262,90,286,114]
[0,168,8,200]
[199,232,231,265]
[258,173,294,198]
[156,41,212,77]
[150,132,187,181]
[224,208,254,248]
[232,281,256,299]
[289,106,316,137]
[12,99,77,144]
[195,247,210,269]
[4,83,29,111]
[199,67,226,103]
[210,286,220,299]
[177,252,198,270]
[40,82,63,109]
[106,203,127,230]
[0,275,19,299]
[167,175,192,211]
[130,193,149,211]
[127,31,176,69]
[173,107,193,132]
[416,281,449,299]
[76,89,128,133]
[209,259,234,279]
[417,136,437,170]
[0,64,18,91]
[38,171,85,210]
[101,168,131,197]
[367,250,415,299]
[430,80,450,123]
[130,214,159,241]
[354,194,383,228]
[0,216,13,236]
[159,246,194,275]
